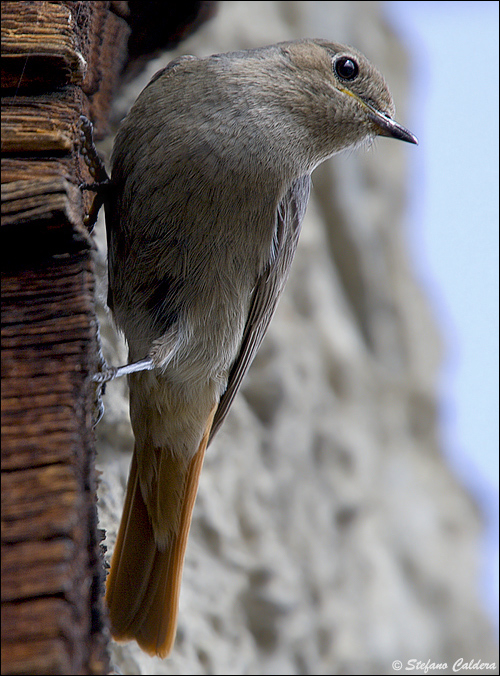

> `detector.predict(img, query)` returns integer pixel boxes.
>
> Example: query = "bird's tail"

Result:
[105,407,216,657]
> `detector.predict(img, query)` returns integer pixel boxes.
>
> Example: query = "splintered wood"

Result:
[1,2,130,673]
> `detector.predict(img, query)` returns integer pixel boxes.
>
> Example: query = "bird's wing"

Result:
[209,174,311,443]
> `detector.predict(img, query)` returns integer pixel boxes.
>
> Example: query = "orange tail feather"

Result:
[105,409,215,657]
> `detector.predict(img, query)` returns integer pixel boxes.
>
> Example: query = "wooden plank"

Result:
[1,637,72,675]
[82,5,131,135]
[1,465,81,543]
[1,156,96,225]
[1,248,103,672]
[2,539,76,601]
[1,178,84,231]
[1,431,79,471]
[1,1,88,89]
[1,88,86,153]
[2,1,130,136]
[2,597,73,641]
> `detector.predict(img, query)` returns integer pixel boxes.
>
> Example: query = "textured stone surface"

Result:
[94,2,498,673]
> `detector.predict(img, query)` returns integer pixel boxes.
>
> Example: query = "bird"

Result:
[103,38,417,658]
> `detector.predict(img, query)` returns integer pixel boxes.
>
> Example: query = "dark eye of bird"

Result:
[334,56,359,81]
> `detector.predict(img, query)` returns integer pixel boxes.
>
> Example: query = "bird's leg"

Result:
[79,115,111,231]
[92,358,156,384]
[92,356,155,428]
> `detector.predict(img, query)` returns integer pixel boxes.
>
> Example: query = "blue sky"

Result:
[385,1,499,623]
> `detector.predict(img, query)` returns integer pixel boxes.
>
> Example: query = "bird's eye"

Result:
[334,56,359,81]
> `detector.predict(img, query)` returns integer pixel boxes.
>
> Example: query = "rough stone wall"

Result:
[94,2,498,673]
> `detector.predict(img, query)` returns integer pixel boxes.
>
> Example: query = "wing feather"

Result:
[209,174,311,443]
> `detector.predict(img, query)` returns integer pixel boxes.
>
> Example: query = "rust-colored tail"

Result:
[105,412,215,657]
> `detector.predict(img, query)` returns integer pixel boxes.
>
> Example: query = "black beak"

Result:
[366,107,418,145]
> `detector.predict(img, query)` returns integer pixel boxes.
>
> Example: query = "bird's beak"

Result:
[340,87,418,145]
[365,104,418,145]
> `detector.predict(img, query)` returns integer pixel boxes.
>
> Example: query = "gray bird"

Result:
[104,38,417,658]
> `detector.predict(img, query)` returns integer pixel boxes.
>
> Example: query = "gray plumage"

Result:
[104,38,417,657]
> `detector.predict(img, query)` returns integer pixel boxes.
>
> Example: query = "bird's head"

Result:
[256,39,418,171]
